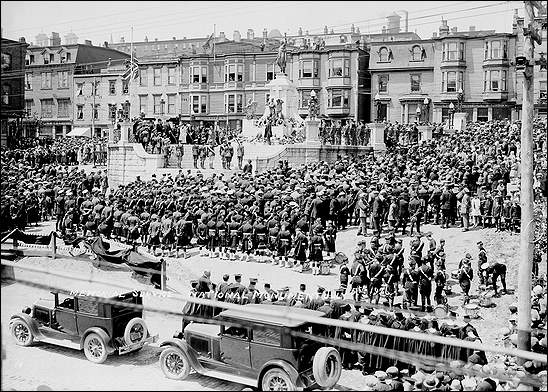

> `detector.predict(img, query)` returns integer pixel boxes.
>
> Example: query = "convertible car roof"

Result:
[218,304,325,327]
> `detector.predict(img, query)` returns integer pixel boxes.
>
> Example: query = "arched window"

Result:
[379,47,389,62]
[411,45,422,61]
[2,84,10,105]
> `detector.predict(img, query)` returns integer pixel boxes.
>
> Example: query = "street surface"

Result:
[2,221,545,390]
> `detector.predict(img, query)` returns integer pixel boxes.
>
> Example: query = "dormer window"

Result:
[379,47,389,62]
[49,53,54,63]
[411,45,423,61]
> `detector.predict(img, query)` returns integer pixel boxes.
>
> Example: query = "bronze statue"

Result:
[308,90,319,120]
[244,98,258,120]
[275,36,287,74]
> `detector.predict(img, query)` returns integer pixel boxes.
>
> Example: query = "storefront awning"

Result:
[67,127,91,137]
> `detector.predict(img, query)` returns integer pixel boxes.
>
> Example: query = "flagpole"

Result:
[130,26,134,119]
[213,24,216,62]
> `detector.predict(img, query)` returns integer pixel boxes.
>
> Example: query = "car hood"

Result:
[34,298,55,310]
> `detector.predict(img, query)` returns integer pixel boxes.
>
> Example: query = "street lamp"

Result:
[415,106,421,123]
[423,97,429,123]
[374,93,381,123]
[457,87,464,112]
[160,98,165,116]
[449,102,455,128]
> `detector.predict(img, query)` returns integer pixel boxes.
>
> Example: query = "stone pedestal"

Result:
[119,125,129,144]
[242,118,261,139]
[305,119,321,146]
[418,125,433,143]
[453,112,468,132]
[266,73,304,127]
[368,123,386,151]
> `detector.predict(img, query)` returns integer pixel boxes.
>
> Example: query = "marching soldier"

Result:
[228,215,241,260]
[309,226,324,274]
[276,223,292,266]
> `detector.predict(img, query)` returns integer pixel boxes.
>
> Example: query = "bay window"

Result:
[139,95,148,114]
[300,60,319,78]
[41,99,53,118]
[329,58,349,77]
[299,90,312,108]
[225,93,243,113]
[201,95,207,113]
[443,42,465,61]
[153,68,162,86]
[442,71,464,92]
[484,70,507,92]
[167,94,176,114]
[168,67,176,85]
[153,95,162,114]
[191,96,200,113]
[328,89,349,108]
[484,40,508,60]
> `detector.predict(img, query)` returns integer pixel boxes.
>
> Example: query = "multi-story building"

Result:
[23,33,129,138]
[1,36,28,146]
[72,62,131,137]
[369,9,547,124]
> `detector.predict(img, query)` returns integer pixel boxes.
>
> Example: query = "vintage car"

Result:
[159,303,342,390]
[9,290,158,363]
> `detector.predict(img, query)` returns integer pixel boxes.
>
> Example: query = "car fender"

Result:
[259,359,301,389]
[159,338,202,371]
[80,327,115,355]
[10,314,43,340]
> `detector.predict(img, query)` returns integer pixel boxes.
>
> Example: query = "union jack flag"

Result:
[122,58,139,80]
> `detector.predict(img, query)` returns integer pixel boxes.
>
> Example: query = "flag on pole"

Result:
[122,58,139,80]
[202,32,215,52]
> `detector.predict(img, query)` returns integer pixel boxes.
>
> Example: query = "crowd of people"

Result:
[1,117,547,390]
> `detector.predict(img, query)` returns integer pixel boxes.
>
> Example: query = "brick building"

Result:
[23,33,129,138]
[1,37,28,146]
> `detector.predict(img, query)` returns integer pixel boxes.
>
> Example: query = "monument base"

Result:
[418,125,433,143]
[453,112,468,132]
[368,122,386,151]
[305,119,321,146]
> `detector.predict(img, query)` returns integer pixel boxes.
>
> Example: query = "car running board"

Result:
[196,368,256,387]
[38,336,81,351]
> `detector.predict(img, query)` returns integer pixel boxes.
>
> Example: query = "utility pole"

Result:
[92,76,96,138]
[517,0,545,368]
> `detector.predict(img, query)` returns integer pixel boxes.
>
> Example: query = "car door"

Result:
[219,325,251,368]
[54,295,78,335]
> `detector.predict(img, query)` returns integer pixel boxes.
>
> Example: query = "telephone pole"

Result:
[517,0,545,367]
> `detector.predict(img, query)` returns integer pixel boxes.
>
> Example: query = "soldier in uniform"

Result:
[309,226,324,275]
[160,211,175,256]
[216,211,228,259]
[192,144,200,168]
[127,210,140,249]
[261,283,278,303]
[293,227,308,269]
[458,258,474,305]
[323,220,337,259]
[434,260,447,305]
[477,241,487,285]
[228,215,241,260]
[217,274,231,300]
[147,214,162,255]
[276,223,292,266]
[418,263,433,312]
[206,214,217,257]
[196,216,209,256]
[240,217,254,262]
[401,260,419,309]
[484,260,507,296]
[253,216,268,262]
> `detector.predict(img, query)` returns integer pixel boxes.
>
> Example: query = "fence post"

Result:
[161,258,167,291]
[51,233,57,259]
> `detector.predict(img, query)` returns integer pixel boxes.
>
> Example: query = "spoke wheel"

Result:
[10,320,33,347]
[83,333,108,364]
[160,346,191,380]
[261,368,296,391]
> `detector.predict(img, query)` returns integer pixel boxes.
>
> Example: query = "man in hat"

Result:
[440,183,453,229]
[484,260,507,296]
[477,241,487,285]
[459,258,474,305]
[460,187,471,231]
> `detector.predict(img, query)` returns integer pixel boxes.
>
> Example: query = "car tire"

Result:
[124,317,148,345]
[83,333,108,364]
[261,368,297,391]
[312,347,342,389]
[160,346,192,380]
[10,320,34,347]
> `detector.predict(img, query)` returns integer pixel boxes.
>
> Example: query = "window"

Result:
[109,80,116,95]
[139,95,148,114]
[447,71,456,92]
[329,59,349,77]
[448,42,458,60]
[299,90,312,108]
[266,63,275,81]
[57,99,70,118]
[25,99,34,115]
[411,45,422,61]
[77,299,99,316]
[153,68,162,86]
[139,68,148,86]
[191,95,200,113]
[201,95,207,113]
[253,329,281,346]
[58,71,69,88]
[77,105,84,120]
[328,89,350,108]
[192,66,200,83]
[300,60,319,78]
[477,107,488,122]
[1,84,9,105]
[93,104,99,120]
[168,67,176,85]
[378,74,388,93]
[379,47,389,62]
[224,326,248,339]
[485,70,507,92]
[225,64,243,82]
[485,41,508,60]
[122,80,129,94]
[225,93,243,113]
[41,99,53,118]
[49,53,54,63]
[25,74,32,90]
[43,55,49,65]
[491,41,501,59]
[92,81,99,95]
[153,95,162,114]
[167,94,176,114]
[108,104,117,120]
[29,54,34,64]
[201,66,207,83]
[443,42,464,61]
[41,72,52,89]
[1,53,12,70]
[460,43,465,60]
[237,64,243,81]
[410,74,421,92]
[540,81,547,102]
[66,52,71,62]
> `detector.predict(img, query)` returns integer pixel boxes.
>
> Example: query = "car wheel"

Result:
[312,347,342,389]
[83,333,108,364]
[124,317,148,345]
[10,320,34,347]
[261,368,297,391]
[160,346,191,380]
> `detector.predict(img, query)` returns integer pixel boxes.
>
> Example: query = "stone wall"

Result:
[107,142,164,188]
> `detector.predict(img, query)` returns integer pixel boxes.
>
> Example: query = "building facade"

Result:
[1,37,28,146]
[23,34,129,138]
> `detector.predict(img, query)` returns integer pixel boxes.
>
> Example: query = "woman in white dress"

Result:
[470,194,482,227]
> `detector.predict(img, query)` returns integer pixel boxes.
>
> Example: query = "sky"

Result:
[1,1,526,45]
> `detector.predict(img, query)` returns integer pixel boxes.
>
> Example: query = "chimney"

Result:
[233,30,241,42]
[219,32,225,39]
[19,37,26,43]
[263,28,268,38]
[450,27,457,33]
[323,25,328,34]
[154,38,158,42]
[84,39,92,46]
[351,23,355,33]
[247,29,254,40]
[49,32,61,46]
[120,36,125,43]
[144,36,149,42]
[298,27,303,35]
[469,26,476,32]
[356,27,360,34]
[330,29,334,34]
[172,36,176,40]
[439,19,449,36]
